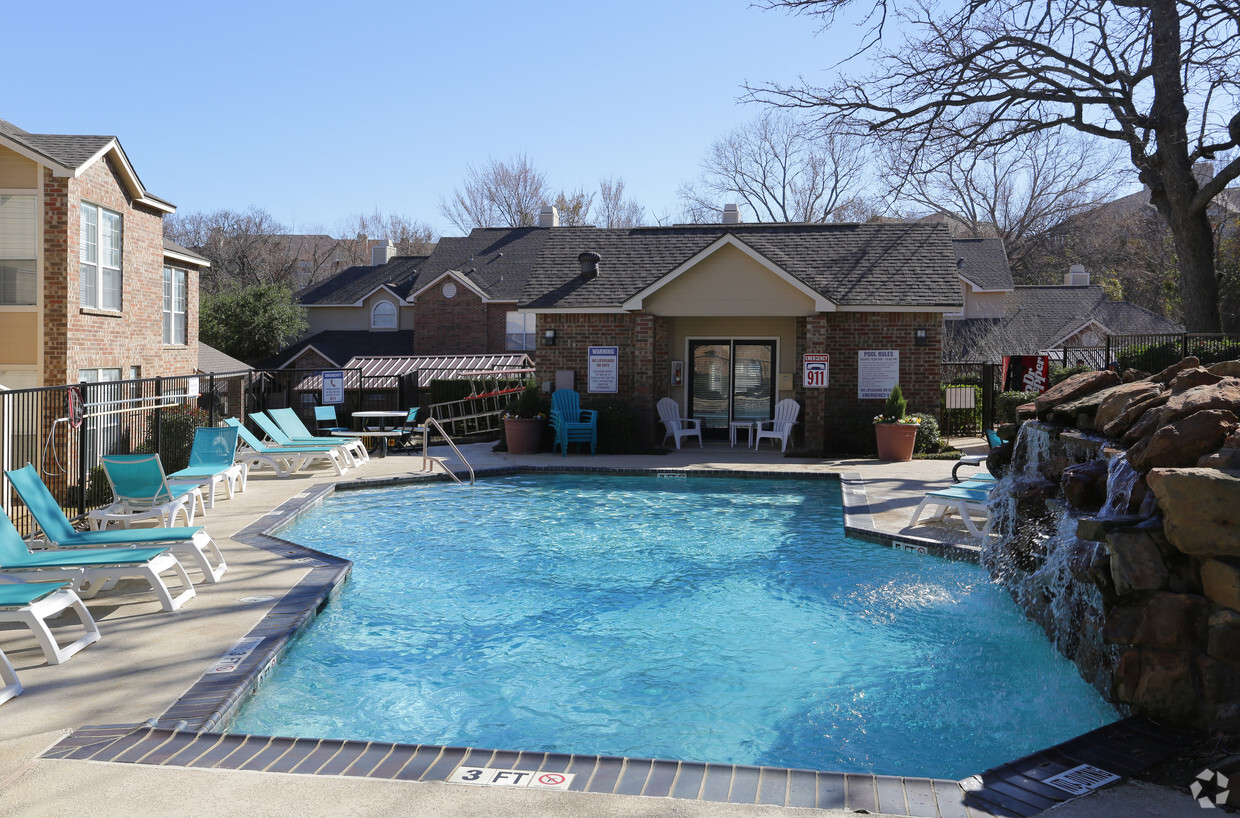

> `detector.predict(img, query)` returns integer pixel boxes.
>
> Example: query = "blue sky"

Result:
[4,0,855,237]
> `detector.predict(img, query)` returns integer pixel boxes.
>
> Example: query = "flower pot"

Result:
[875,423,919,462]
[504,418,544,455]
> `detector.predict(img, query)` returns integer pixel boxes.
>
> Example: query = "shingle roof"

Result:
[162,238,210,266]
[953,238,1014,291]
[196,343,249,374]
[522,222,961,309]
[296,257,426,305]
[944,285,1184,360]
[260,330,415,369]
[407,228,552,301]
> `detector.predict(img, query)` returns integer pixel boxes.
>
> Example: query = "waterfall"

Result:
[1098,451,1141,519]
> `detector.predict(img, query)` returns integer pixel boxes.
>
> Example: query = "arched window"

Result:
[371,300,397,330]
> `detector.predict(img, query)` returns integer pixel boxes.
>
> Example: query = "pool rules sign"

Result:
[803,354,829,388]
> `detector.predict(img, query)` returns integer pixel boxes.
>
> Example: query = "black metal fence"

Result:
[1103,333,1240,373]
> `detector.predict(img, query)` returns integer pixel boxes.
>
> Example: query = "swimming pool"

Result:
[230,473,1116,779]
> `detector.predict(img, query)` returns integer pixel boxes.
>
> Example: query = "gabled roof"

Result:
[295,257,426,305]
[953,238,1013,292]
[0,117,173,213]
[196,343,248,374]
[408,228,551,301]
[260,330,415,369]
[162,239,211,268]
[522,222,960,310]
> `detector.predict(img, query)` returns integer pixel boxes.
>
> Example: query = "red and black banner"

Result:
[1002,355,1051,394]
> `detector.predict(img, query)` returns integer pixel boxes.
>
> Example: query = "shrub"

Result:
[1049,363,1093,386]
[909,413,942,454]
[878,384,908,422]
[996,390,1039,424]
[85,465,112,508]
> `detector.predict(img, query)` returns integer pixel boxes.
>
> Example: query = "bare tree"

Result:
[678,110,870,223]
[439,155,550,231]
[164,207,300,292]
[335,211,437,264]
[885,130,1125,277]
[597,177,646,228]
[552,189,594,227]
[749,0,1240,331]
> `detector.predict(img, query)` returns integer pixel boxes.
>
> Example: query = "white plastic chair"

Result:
[657,398,702,449]
[754,399,800,452]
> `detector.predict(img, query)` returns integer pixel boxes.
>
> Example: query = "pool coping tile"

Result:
[36,467,1204,817]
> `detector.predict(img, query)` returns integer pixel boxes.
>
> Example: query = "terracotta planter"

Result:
[504,418,544,455]
[875,423,919,462]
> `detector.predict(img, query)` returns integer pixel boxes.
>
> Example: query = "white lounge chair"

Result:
[0,580,100,665]
[225,418,349,477]
[167,426,247,509]
[0,647,19,705]
[657,398,702,450]
[754,398,801,452]
[908,485,992,540]
[97,453,205,528]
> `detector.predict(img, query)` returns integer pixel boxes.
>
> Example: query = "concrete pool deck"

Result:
[0,438,1204,816]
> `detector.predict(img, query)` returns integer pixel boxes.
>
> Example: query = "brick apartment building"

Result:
[0,117,208,390]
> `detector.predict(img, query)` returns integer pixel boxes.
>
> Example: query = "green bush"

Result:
[144,403,211,472]
[881,384,908,421]
[909,413,942,454]
[1115,342,1179,373]
[1049,363,1093,386]
[84,465,112,508]
[996,390,1039,424]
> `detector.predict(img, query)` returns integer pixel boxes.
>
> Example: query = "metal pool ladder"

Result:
[418,417,475,485]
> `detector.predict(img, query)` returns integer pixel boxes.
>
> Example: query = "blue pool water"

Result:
[230,474,1116,779]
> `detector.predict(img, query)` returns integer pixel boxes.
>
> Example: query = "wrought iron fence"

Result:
[0,371,254,534]
[1104,333,1240,373]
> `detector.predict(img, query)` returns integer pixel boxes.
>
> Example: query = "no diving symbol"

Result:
[538,773,566,786]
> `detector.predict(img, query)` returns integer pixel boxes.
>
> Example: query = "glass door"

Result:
[688,340,776,437]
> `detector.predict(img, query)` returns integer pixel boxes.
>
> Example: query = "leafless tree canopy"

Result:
[336,211,437,262]
[439,155,551,231]
[597,177,646,228]
[678,110,871,222]
[886,130,1125,276]
[750,0,1240,331]
[165,207,300,292]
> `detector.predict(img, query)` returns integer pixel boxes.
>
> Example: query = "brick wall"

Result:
[413,280,487,354]
[44,156,197,385]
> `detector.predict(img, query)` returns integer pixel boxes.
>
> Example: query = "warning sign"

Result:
[448,766,575,790]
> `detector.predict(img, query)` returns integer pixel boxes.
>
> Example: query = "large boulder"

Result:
[1035,370,1121,416]
[1158,378,1240,426]
[1207,360,1240,378]
[1147,468,1240,558]
[1170,367,1225,393]
[1107,528,1171,594]
[1061,460,1110,511]
[1151,356,1201,385]
[1201,558,1240,612]
[1129,409,1238,470]
[1122,403,1169,446]
[1095,381,1166,434]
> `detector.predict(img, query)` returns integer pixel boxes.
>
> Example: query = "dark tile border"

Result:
[41,466,1197,815]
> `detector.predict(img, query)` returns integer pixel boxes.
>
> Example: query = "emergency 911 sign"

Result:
[803,354,830,388]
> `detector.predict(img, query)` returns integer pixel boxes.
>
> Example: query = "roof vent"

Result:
[1066,264,1090,286]
[578,251,601,280]
[722,203,741,224]
[539,205,560,228]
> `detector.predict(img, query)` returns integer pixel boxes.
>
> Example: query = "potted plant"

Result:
[873,384,922,461]
[502,383,547,455]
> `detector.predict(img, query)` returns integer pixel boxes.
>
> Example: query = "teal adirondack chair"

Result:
[550,390,597,457]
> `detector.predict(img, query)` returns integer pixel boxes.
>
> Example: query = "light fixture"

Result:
[914,328,928,346]
[544,329,556,346]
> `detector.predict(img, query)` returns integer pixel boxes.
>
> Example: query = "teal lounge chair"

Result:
[224,418,348,477]
[167,426,246,508]
[7,463,226,584]
[247,413,359,469]
[99,453,205,527]
[265,408,368,465]
[0,493,195,612]
[550,390,597,457]
[313,405,349,434]
[908,484,992,540]
[0,580,100,665]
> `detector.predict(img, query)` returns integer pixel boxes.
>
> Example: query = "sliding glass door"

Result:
[688,340,776,436]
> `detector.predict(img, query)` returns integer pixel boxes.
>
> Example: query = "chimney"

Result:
[1194,161,1215,187]
[538,205,560,228]
[372,239,395,266]
[722,203,741,224]
[1066,264,1090,286]
[578,251,601,280]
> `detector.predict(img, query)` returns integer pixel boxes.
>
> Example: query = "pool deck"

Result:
[0,439,1204,817]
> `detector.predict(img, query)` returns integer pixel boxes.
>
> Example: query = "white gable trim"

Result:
[409,270,492,302]
[351,284,408,307]
[163,248,211,268]
[621,234,835,312]
[1046,318,1114,350]
[958,274,1013,294]
[281,344,340,369]
[0,134,176,213]
[0,134,74,176]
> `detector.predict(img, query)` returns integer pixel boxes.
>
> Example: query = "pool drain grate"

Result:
[1043,764,1121,795]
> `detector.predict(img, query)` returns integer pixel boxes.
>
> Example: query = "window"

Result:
[80,203,122,310]
[0,194,36,305]
[371,300,397,330]
[506,312,536,350]
[79,368,123,460]
[163,267,187,344]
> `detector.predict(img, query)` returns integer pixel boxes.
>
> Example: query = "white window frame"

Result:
[506,311,536,351]
[80,202,122,310]
[163,266,188,345]
[0,192,38,307]
[79,367,124,460]
[371,299,397,330]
